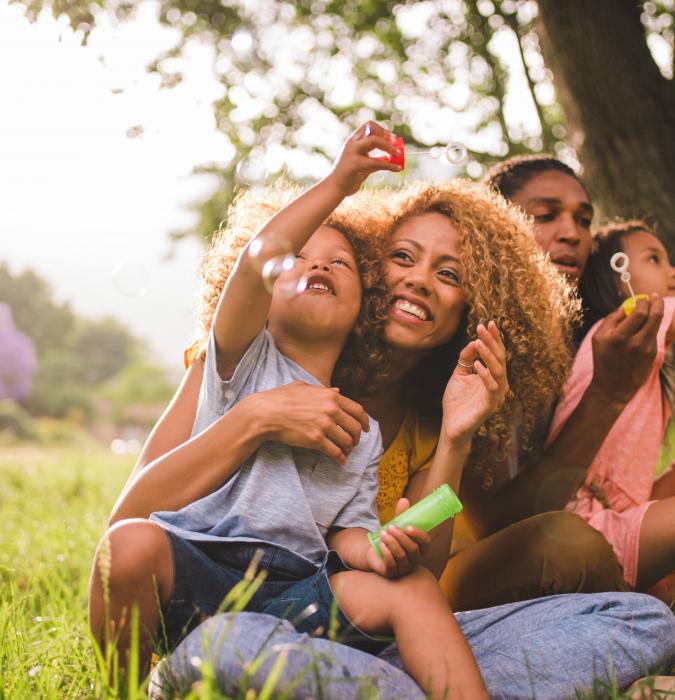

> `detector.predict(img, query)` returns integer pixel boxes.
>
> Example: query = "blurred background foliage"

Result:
[2,0,673,442]
[12,0,675,249]
[0,263,174,441]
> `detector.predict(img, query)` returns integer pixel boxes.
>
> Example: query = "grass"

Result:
[0,442,131,698]
[0,442,673,699]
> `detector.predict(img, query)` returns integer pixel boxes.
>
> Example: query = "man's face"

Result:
[510,171,594,284]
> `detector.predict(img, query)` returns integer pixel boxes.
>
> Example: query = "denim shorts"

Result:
[160,531,389,655]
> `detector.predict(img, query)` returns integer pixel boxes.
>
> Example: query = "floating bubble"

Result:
[262,254,296,294]
[274,264,309,299]
[248,233,293,273]
[429,146,442,159]
[110,438,126,455]
[112,261,148,296]
[125,125,144,139]
[235,156,268,186]
[126,439,141,455]
[445,142,469,166]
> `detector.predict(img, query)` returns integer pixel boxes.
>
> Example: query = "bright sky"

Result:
[0,1,231,370]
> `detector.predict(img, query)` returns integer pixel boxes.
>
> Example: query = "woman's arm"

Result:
[394,322,508,576]
[129,358,205,478]
[466,297,664,536]
[110,374,370,524]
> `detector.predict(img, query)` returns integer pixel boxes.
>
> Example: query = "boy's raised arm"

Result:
[212,122,402,379]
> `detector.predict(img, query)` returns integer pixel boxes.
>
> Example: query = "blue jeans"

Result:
[150,593,675,699]
[161,533,386,654]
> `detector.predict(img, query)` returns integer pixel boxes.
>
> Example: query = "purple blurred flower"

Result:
[0,303,38,402]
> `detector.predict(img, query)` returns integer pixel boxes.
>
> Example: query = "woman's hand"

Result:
[365,498,432,578]
[243,381,369,465]
[441,321,509,444]
[327,121,402,197]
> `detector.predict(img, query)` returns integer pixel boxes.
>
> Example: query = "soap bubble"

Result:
[429,146,442,159]
[248,233,308,298]
[274,264,309,299]
[112,261,148,296]
[261,254,296,294]
[248,233,292,273]
[445,142,469,166]
[235,156,268,186]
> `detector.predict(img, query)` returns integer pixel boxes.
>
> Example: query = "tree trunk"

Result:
[535,0,675,250]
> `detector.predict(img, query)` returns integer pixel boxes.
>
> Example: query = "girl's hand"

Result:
[365,498,432,578]
[441,321,509,444]
[242,381,369,465]
[328,121,403,197]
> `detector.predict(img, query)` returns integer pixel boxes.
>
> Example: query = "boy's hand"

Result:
[365,498,431,579]
[441,320,509,444]
[328,121,403,196]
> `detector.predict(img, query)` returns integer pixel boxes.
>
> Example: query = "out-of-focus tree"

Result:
[0,303,38,403]
[99,360,176,426]
[12,0,674,247]
[0,263,74,354]
[71,317,136,384]
[0,263,156,420]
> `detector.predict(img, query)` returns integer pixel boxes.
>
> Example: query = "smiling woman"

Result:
[385,212,467,354]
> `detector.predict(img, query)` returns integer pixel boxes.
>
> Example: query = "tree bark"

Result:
[535,0,675,250]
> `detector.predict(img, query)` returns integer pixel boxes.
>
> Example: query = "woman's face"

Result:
[509,171,593,284]
[619,230,675,298]
[384,212,467,354]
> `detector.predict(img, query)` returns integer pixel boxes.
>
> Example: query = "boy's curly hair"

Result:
[191,182,391,398]
[381,180,580,486]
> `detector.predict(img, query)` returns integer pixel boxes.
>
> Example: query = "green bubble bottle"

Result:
[368,484,463,559]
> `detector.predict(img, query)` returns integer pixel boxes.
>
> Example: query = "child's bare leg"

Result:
[636,497,675,590]
[88,519,174,676]
[330,568,487,699]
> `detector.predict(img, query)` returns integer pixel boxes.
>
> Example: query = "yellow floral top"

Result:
[378,410,476,553]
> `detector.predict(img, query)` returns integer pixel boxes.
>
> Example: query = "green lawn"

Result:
[0,443,132,698]
[0,443,670,700]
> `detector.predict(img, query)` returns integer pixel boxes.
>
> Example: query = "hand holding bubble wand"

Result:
[362,124,469,170]
[245,122,469,298]
[610,252,650,315]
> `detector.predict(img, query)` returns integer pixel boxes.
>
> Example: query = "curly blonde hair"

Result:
[191,182,391,398]
[381,180,580,486]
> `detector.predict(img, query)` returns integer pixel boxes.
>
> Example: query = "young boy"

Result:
[93,122,487,699]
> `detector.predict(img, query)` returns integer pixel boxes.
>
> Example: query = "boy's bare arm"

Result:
[212,124,401,379]
[328,525,428,579]
[327,527,372,571]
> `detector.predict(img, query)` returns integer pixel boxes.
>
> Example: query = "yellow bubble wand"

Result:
[610,252,649,315]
